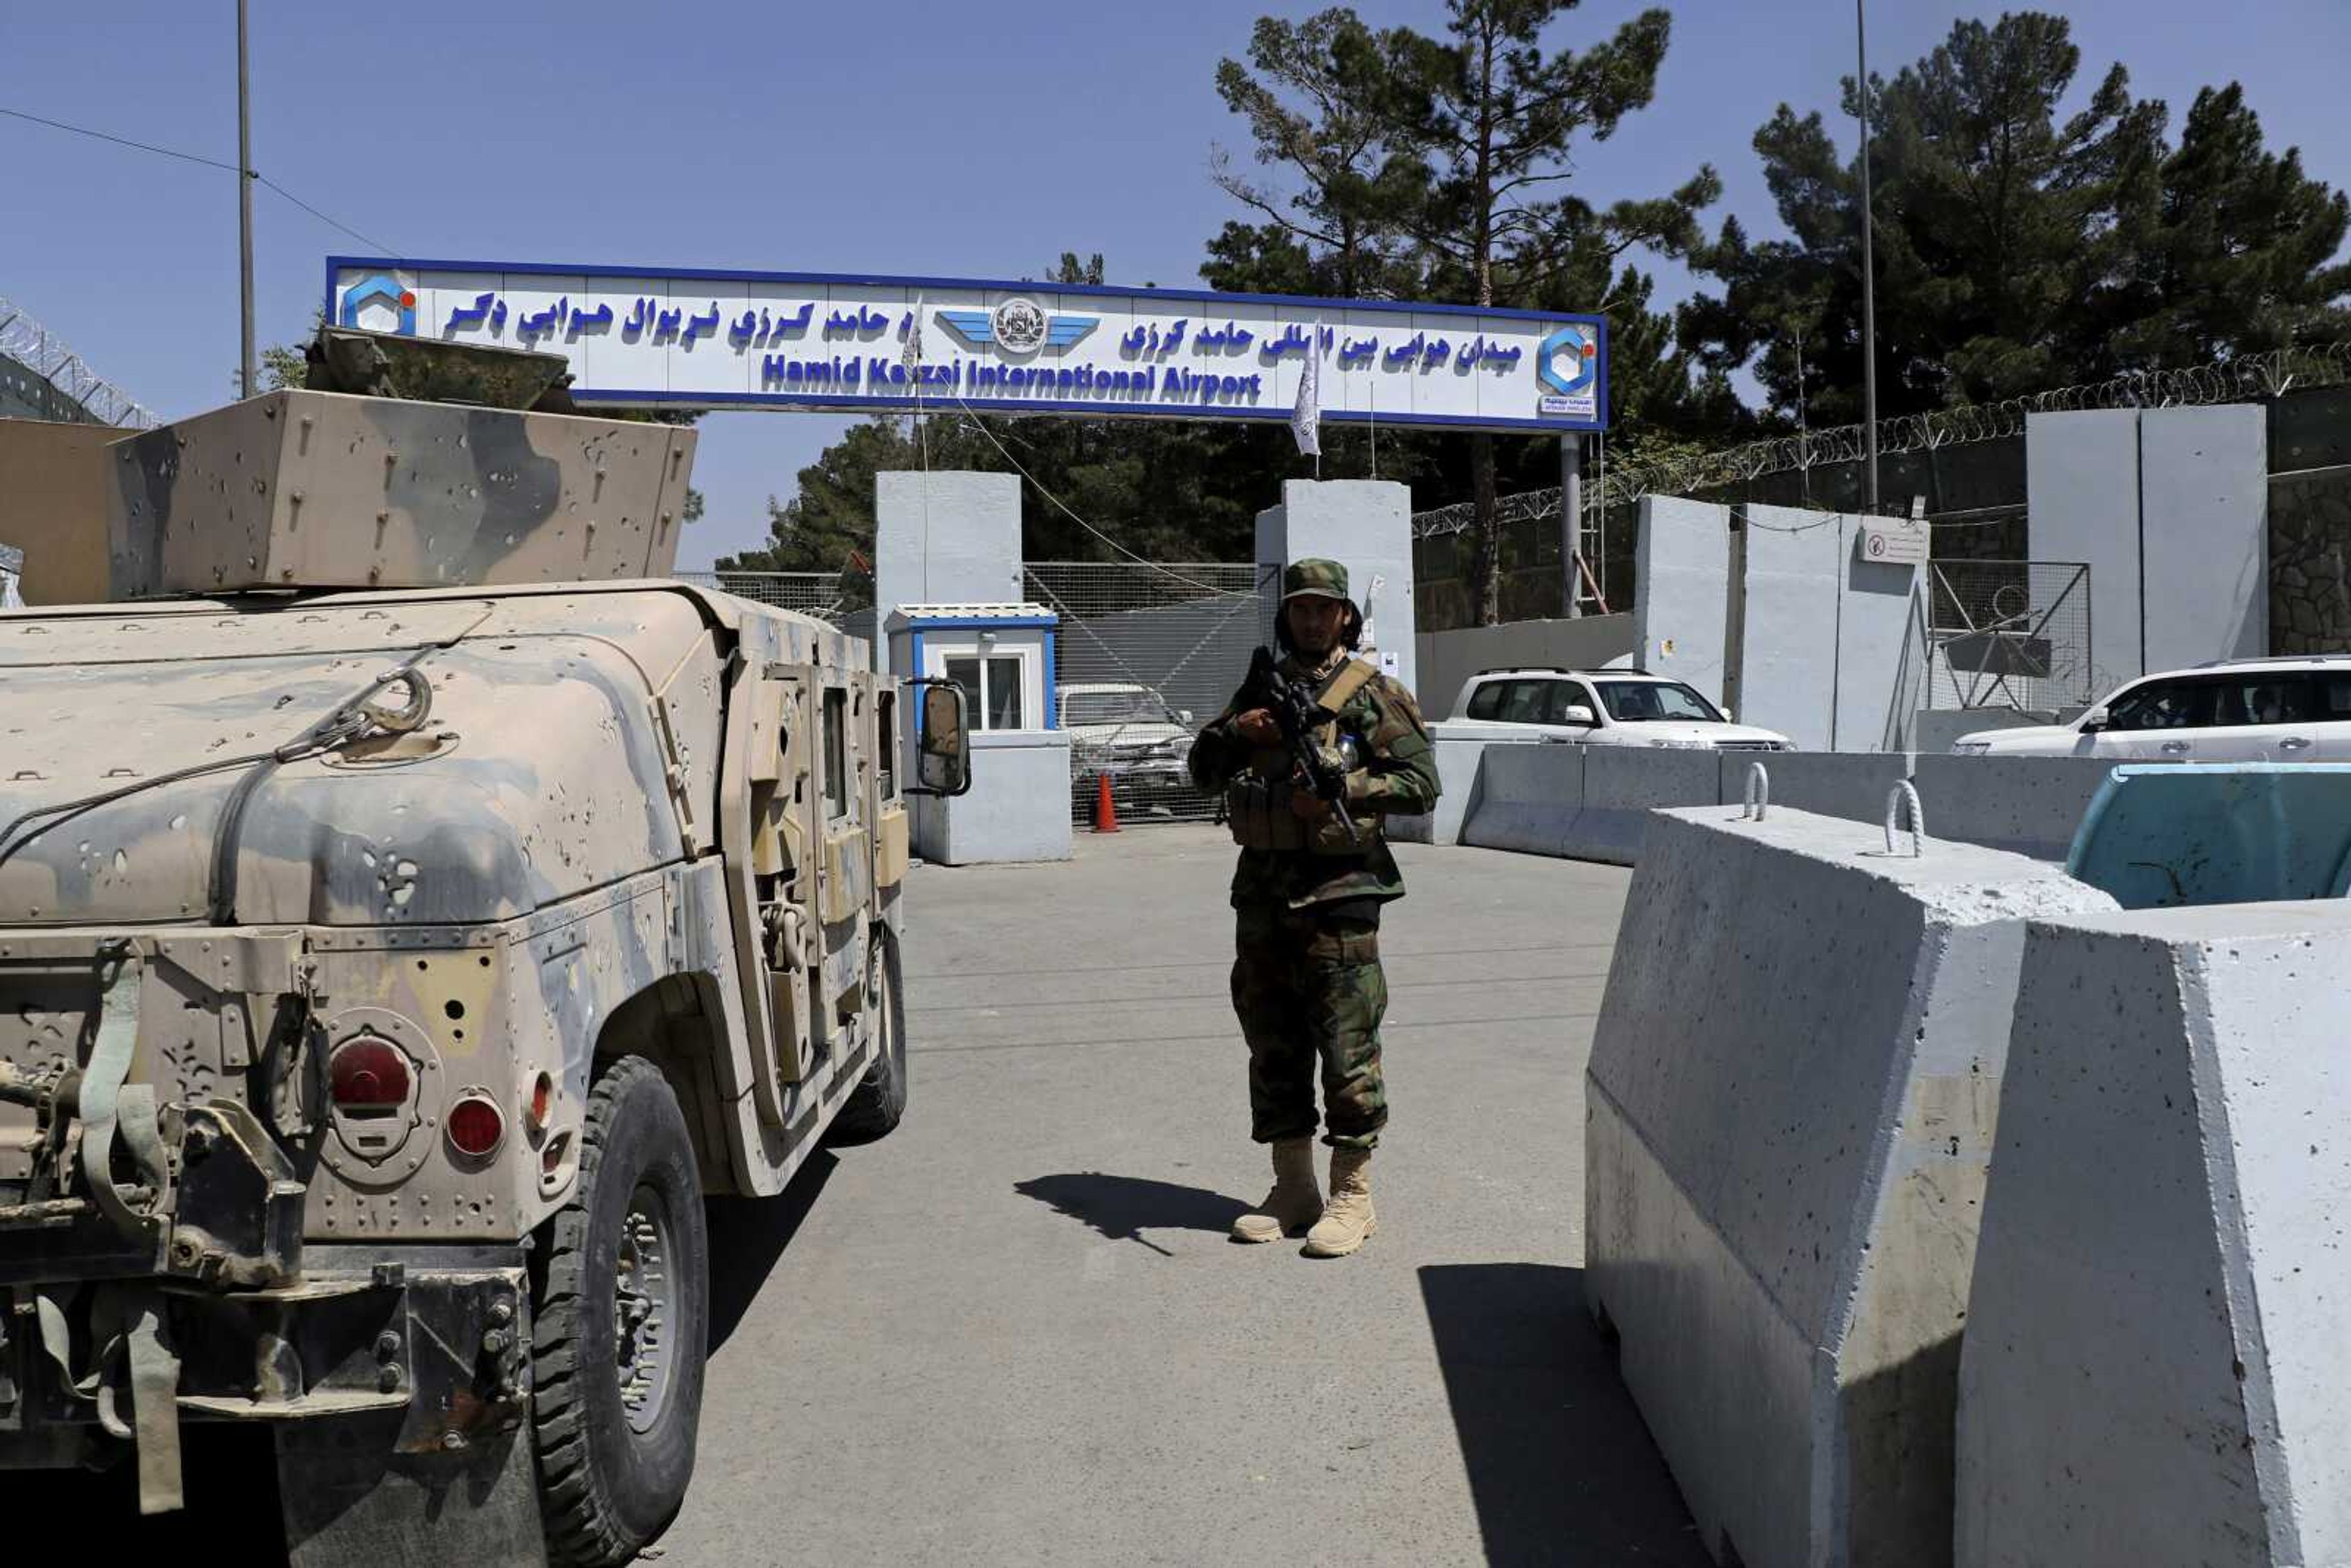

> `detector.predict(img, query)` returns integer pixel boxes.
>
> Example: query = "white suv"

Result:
[1951,657,2351,762]
[1448,668,1794,751]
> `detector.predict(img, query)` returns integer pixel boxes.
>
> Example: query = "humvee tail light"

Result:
[329,1037,411,1111]
[447,1094,506,1158]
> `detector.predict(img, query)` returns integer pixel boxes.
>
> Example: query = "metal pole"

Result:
[1561,435,1584,619]
[238,0,255,399]
[1856,0,1880,514]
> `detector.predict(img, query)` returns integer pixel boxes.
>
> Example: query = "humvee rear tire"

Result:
[828,928,907,1146]
[530,1055,710,1566]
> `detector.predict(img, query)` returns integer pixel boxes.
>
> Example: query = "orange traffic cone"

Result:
[1092,772,1121,833]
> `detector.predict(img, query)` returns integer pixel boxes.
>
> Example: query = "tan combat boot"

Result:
[1303,1146,1376,1258]
[1232,1137,1322,1242]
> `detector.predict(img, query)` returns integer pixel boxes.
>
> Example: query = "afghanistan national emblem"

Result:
[936,300,1098,354]
[991,298,1050,353]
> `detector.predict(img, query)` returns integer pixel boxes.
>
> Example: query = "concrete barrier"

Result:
[1958,901,2351,1567]
[1559,745,1723,865]
[1390,726,1545,846]
[1435,735,2127,868]
[1719,747,1910,825]
[1908,752,2117,860]
[1457,743,1584,855]
[1586,807,2118,1568]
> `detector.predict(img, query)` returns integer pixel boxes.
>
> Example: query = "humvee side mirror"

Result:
[910,679,973,797]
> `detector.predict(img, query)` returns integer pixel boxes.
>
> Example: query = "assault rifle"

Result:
[1241,646,1362,847]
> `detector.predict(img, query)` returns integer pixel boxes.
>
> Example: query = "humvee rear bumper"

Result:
[4,1256,531,1516]
[1,931,533,1518]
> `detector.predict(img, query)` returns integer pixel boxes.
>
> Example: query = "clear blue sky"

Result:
[9,0,2345,567]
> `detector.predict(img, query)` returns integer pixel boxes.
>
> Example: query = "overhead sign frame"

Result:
[326,255,1608,435]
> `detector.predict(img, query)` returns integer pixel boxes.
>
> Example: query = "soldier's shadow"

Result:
[1014,1172,1248,1257]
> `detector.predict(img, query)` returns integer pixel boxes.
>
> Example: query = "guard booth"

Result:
[886,602,1072,864]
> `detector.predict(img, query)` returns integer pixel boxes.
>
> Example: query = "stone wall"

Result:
[2268,385,2351,654]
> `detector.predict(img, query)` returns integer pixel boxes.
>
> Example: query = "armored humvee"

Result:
[0,339,970,1563]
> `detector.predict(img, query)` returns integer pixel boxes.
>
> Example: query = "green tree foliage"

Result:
[1682,13,2349,427]
[2111,84,2351,363]
[1214,2,1719,622]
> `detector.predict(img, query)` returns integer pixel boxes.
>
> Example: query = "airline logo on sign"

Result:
[1536,323,1600,421]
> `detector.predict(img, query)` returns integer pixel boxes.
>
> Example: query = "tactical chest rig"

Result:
[1226,656,1382,853]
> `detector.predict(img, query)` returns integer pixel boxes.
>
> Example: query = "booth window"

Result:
[944,653,1026,732]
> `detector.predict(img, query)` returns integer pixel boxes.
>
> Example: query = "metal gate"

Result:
[1925,561,2094,713]
[1023,561,1275,824]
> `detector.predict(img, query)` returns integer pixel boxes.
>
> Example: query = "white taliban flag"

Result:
[1291,345,1322,459]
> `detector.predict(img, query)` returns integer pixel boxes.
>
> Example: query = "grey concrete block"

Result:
[1734,505,1927,753]
[1910,753,2117,860]
[1562,745,1722,865]
[1587,809,2118,1568]
[2140,404,2267,672]
[1958,901,2351,1568]
[912,731,1073,865]
[1257,479,1417,696]
[1457,742,1583,856]
[1634,497,1733,704]
[2027,410,2145,691]
[1839,549,1930,754]
[875,470,1024,619]
[1738,505,1843,750]
[1392,726,1544,846]
[1725,749,1910,825]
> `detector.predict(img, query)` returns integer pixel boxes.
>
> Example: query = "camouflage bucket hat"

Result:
[1281,558,1352,603]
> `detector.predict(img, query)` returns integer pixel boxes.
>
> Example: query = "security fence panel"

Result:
[1925,561,2095,713]
[677,570,852,623]
[1024,561,1275,825]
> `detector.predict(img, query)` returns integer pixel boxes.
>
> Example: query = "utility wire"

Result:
[942,394,1255,599]
[0,105,239,171]
[253,173,397,253]
[1,104,398,253]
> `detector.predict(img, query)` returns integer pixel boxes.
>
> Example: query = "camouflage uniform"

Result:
[1187,561,1440,1150]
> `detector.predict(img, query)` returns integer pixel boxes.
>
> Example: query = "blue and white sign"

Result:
[328,257,1608,433]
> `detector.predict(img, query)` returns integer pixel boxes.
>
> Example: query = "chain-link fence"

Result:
[1925,561,2094,713]
[673,571,852,623]
[1023,560,1274,825]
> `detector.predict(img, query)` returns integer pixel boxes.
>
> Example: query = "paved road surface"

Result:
[17,828,1703,1566]
[666,828,1702,1567]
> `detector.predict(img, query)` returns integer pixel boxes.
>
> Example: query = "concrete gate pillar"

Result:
[872,470,1071,865]
[875,471,1024,624]
[1254,479,1418,699]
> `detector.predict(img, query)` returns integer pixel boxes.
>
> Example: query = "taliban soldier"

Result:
[1186,559,1440,1257]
